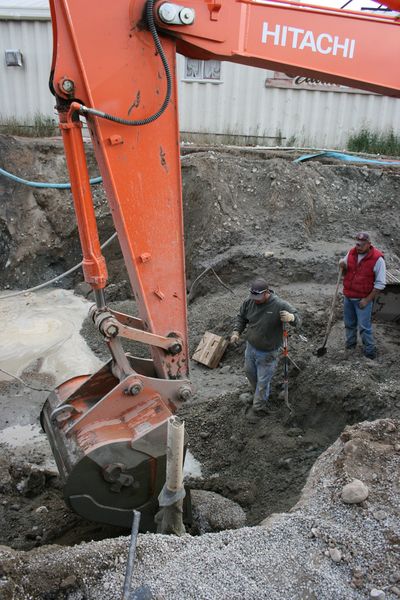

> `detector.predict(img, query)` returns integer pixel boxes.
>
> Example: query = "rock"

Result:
[372,510,387,521]
[190,490,246,534]
[74,281,93,298]
[353,568,364,578]
[35,506,49,514]
[340,430,352,442]
[60,575,77,589]
[343,440,358,455]
[329,548,342,562]
[13,466,46,498]
[341,479,369,504]
[370,589,385,599]
[351,568,365,588]
[239,392,252,405]
[287,427,303,437]
[391,587,400,597]
[310,527,320,538]
[219,365,231,375]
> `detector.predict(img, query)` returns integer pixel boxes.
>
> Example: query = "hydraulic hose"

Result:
[78,0,171,126]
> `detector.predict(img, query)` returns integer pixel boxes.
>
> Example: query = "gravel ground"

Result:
[1,419,399,600]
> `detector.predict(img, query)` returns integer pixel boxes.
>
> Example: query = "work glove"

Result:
[339,259,346,271]
[358,298,370,309]
[230,331,240,344]
[280,310,295,323]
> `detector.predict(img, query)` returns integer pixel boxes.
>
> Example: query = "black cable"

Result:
[79,0,171,126]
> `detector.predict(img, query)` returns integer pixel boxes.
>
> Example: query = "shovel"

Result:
[316,268,342,357]
[282,322,293,414]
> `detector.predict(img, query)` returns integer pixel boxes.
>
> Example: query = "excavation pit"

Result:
[1,136,400,598]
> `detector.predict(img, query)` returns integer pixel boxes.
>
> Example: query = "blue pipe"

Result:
[294,151,400,166]
[0,166,102,189]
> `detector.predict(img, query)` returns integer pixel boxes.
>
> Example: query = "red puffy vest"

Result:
[343,246,384,298]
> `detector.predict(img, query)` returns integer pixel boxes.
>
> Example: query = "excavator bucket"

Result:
[41,355,188,531]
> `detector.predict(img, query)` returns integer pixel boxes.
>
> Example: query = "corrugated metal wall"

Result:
[176,56,400,148]
[0,18,55,121]
[1,15,400,149]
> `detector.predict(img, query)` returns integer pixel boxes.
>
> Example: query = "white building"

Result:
[1,0,400,148]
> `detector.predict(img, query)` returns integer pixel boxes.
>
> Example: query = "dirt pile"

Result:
[1,135,400,294]
[181,147,400,291]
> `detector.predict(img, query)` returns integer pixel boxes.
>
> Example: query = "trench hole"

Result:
[0,374,367,550]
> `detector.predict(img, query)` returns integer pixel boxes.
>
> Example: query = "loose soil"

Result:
[0,135,399,598]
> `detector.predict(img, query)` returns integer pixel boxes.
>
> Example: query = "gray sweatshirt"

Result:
[233,293,300,352]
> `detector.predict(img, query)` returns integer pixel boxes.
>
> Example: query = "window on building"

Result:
[184,58,222,82]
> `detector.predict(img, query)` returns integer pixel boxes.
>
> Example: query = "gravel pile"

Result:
[1,419,399,600]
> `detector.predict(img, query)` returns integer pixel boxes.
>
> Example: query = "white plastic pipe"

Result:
[166,416,184,493]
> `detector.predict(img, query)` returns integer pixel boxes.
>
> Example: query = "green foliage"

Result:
[347,129,400,156]
[0,114,57,137]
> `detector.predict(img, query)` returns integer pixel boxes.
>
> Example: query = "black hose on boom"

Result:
[78,0,172,126]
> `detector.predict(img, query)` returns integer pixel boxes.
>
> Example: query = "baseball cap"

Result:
[249,277,269,300]
[355,232,370,242]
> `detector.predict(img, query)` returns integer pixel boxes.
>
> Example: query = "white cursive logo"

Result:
[261,22,356,59]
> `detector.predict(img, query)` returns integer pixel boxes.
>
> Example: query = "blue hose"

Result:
[294,151,400,166]
[0,166,102,189]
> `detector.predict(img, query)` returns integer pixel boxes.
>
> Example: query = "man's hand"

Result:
[280,311,295,323]
[358,298,369,309]
[230,331,240,344]
[339,259,346,272]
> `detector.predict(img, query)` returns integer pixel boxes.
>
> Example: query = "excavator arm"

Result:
[157,0,400,97]
[41,0,400,530]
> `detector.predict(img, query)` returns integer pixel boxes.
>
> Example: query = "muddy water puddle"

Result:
[0,289,102,384]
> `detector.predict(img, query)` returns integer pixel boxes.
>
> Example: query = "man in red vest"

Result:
[339,232,386,359]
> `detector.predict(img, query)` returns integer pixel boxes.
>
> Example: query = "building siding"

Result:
[176,56,400,148]
[0,18,55,120]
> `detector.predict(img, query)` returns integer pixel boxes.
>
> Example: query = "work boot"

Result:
[344,345,356,359]
[246,406,268,424]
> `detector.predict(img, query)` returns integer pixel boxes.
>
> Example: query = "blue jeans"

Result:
[244,342,279,411]
[343,297,376,356]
